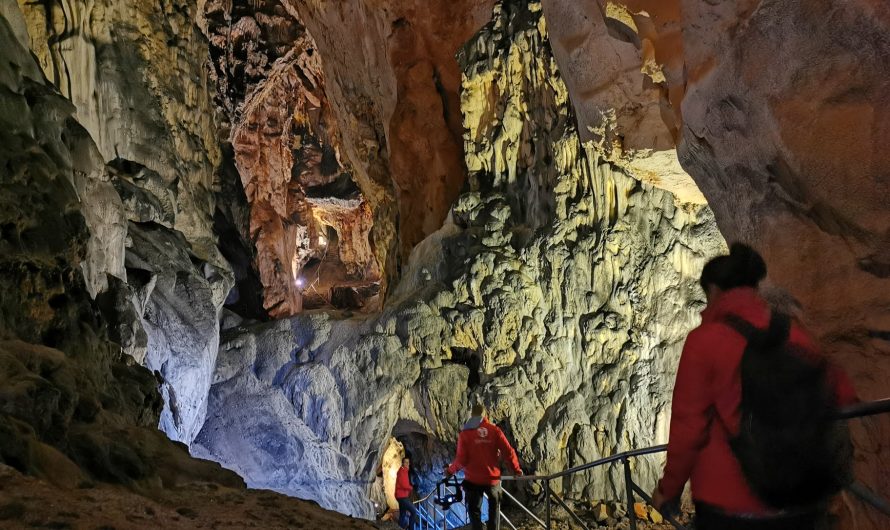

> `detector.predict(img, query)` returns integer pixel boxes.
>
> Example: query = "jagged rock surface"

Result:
[535,1,890,526]
[0,4,241,493]
[203,1,382,317]
[288,0,497,271]
[193,0,722,518]
[0,5,389,527]
[12,0,238,445]
[538,0,703,204]
[15,0,224,260]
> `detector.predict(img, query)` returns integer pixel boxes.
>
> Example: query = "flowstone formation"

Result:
[0,1,241,494]
[193,0,723,518]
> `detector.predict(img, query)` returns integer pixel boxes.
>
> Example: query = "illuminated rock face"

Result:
[537,0,704,205]
[193,0,723,517]
[13,0,235,445]
[6,0,887,527]
[573,2,890,525]
[0,3,243,497]
[203,1,382,317]
[285,0,496,265]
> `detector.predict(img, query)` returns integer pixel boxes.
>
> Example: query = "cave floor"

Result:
[0,465,382,529]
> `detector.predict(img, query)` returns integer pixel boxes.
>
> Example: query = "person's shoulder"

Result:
[685,321,734,345]
[682,321,741,359]
[486,420,509,437]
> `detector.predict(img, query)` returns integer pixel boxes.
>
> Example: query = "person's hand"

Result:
[443,466,452,478]
[515,469,524,477]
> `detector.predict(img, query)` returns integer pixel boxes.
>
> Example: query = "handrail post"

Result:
[622,456,637,530]
[544,479,552,529]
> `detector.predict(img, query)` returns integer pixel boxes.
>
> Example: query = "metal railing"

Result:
[412,480,468,530]
[502,444,685,530]
[402,398,890,530]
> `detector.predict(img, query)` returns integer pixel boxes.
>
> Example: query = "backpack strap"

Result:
[723,312,792,352]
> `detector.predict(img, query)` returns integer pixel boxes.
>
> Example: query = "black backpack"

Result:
[724,312,853,509]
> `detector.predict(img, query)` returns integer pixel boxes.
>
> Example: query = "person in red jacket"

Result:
[445,403,523,530]
[652,243,857,529]
[395,457,418,530]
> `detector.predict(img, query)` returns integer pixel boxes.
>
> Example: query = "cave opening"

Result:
[380,421,476,526]
[451,347,482,389]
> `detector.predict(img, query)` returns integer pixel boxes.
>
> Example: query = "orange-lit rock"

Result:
[233,44,381,317]
[287,0,496,261]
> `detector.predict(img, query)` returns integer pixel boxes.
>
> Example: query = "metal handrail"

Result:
[413,489,436,505]
[410,399,890,529]
[502,444,668,483]
[836,398,890,420]
[493,398,890,529]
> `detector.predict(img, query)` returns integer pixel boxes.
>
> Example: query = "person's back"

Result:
[451,417,518,485]
[654,244,857,529]
[662,286,856,512]
[447,405,521,530]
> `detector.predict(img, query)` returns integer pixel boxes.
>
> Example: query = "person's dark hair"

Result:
[471,403,486,417]
[700,243,767,292]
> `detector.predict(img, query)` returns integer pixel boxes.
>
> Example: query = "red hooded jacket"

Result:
[395,466,412,499]
[657,288,857,514]
[447,417,522,486]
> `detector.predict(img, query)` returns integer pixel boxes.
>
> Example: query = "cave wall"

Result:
[0,2,243,493]
[287,0,496,266]
[191,0,723,517]
[673,3,890,525]
[4,0,886,527]
[555,1,889,526]
[11,0,238,445]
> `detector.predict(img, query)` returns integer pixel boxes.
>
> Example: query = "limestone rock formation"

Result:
[0,4,239,492]
[193,0,723,518]
[0,5,384,527]
[10,0,240,445]
[288,0,497,268]
[203,1,382,317]
[538,0,704,204]
[7,0,887,528]
[576,2,890,526]
[15,0,225,262]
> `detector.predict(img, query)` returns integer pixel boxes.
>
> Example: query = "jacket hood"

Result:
[462,416,485,430]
